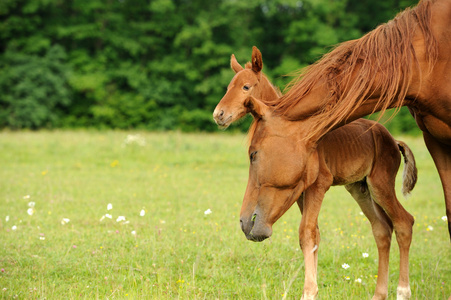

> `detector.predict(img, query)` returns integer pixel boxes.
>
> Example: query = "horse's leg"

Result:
[299,181,328,300]
[367,172,414,300]
[297,192,321,275]
[423,132,451,239]
[345,182,394,300]
[296,192,304,214]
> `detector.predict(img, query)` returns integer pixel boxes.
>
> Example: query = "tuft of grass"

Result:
[0,131,449,299]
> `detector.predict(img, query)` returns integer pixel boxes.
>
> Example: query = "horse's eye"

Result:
[250,151,257,162]
[243,85,250,91]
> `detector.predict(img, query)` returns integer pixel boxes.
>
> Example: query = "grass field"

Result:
[0,130,449,299]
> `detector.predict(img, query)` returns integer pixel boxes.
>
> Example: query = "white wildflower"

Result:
[122,134,146,147]
[355,278,362,283]
[442,216,448,222]
[11,225,17,231]
[116,216,126,222]
[107,203,113,211]
[204,209,212,215]
[140,209,145,217]
[100,214,113,221]
[23,195,30,199]
[427,225,434,231]
[362,253,369,258]
[28,201,35,208]
[131,230,137,235]
[27,208,34,216]
[342,263,350,270]
[61,218,70,225]
[5,216,9,222]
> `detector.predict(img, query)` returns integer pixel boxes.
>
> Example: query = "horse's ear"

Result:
[245,96,268,119]
[231,54,244,73]
[251,46,263,74]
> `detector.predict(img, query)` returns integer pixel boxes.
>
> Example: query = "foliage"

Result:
[0,131,449,298]
[0,45,71,129]
[0,0,419,132]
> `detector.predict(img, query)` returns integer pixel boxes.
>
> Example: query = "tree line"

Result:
[0,0,420,134]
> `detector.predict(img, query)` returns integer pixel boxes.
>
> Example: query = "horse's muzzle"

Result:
[240,212,272,242]
[212,109,232,129]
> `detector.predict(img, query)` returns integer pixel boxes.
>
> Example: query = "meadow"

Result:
[0,130,449,299]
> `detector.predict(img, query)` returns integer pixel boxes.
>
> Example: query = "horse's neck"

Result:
[279,67,401,132]
[281,83,331,120]
[256,77,281,104]
[288,92,381,121]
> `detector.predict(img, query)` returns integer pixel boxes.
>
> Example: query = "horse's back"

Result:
[319,119,400,186]
[322,119,394,145]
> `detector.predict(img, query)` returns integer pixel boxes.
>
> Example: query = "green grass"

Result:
[0,130,449,299]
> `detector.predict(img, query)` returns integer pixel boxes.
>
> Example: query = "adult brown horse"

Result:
[268,0,450,235]
[214,48,417,300]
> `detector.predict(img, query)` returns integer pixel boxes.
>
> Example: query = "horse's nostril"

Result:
[219,110,224,118]
[251,213,257,223]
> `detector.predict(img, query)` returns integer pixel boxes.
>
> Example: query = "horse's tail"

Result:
[397,140,418,197]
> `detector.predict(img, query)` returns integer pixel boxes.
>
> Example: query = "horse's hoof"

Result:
[397,286,411,300]
[301,294,317,300]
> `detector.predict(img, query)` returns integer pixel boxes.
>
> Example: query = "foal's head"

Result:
[240,99,319,242]
[213,46,280,129]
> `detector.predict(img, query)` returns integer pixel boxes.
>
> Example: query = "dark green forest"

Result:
[0,0,420,133]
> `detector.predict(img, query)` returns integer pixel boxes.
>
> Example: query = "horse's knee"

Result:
[398,210,414,228]
[394,212,414,245]
[299,225,318,250]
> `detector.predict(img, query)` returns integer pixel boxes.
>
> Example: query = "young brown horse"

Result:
[213,48,281,129]
[267,0,451,235]
[214,48,417,299]
[244,103,416,300]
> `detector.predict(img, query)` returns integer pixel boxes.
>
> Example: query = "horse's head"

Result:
[213,46,267,129]
[240,100,319,242]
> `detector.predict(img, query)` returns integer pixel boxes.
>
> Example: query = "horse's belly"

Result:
[331,162,370,186]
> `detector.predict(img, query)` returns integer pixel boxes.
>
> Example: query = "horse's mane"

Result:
[274,0,438,139]
[273,85,283,98]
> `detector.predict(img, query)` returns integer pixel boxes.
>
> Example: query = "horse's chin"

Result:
[213,115,233,129]
[246,225,272,242]
[245,231,271,242]
[216,123,230,130]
